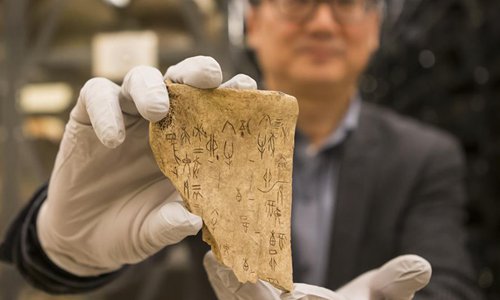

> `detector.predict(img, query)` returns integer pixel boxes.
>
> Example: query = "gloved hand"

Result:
[203,251,431,300]
[37,56,257,276]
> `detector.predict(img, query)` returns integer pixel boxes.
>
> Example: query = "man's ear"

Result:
[365,12,382,56]
[245,6,259,50]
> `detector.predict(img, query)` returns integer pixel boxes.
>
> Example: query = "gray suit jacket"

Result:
[325,102,481,299]
[1,102,483,299]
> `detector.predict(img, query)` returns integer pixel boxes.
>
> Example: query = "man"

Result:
[0,0,482,299]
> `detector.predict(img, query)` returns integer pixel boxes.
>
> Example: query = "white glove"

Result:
[203,251,431,300]
[37,56,257,276]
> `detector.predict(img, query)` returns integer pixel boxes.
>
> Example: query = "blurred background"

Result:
[0,0,499,299]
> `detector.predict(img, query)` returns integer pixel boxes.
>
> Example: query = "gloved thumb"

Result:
[370,254,432,300]
[140,192,202,256]
[281,283,348,300]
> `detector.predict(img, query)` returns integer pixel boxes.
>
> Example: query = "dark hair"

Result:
[248,0,384,6]
[248,0,261,6]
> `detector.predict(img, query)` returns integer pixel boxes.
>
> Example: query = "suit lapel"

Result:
[326,104,382,288]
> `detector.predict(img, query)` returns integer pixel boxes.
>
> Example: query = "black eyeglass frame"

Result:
[248,0,383,24]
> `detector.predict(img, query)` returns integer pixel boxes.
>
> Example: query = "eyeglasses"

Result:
[267,0,380,24]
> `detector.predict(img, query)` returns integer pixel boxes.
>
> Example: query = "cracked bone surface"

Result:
[150,83,298,291]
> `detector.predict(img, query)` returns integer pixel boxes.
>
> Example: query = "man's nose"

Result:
[307,3,341,29]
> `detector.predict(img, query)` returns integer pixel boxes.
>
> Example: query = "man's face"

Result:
[246,0,382,90]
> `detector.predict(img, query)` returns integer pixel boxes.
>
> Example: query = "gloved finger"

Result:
[203,251,281,300]
[281,283,347,300]
[370,255,432,300]
[120,65,170,122]
[165,56,223,89]
[71,77,125,148]
[141,192,202,255]
[335,270,374,299]
[220,74,257,90]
